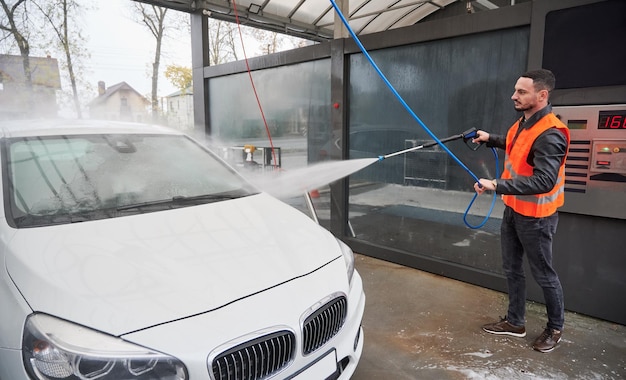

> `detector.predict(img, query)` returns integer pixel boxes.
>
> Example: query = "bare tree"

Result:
[249,28,309,56]
[251,28,282,55]
[34,0,89,118]
[208,18,240,65]
[177,14,238,66]
[0,0,33,106]
[131,3,168,122]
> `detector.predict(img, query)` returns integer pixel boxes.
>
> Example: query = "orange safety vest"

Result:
[501,113,570,217]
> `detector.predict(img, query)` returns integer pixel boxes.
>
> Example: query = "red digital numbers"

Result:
[598,111,626,129]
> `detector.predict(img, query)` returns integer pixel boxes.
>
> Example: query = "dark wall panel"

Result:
[348,27,528,189]
[540,213,626,324]
[543,0,626,89]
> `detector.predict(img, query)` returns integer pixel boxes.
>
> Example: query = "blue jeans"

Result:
[500,206,564,331]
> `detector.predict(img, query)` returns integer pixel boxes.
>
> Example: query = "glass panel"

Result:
[208,59,332,220]
[347,27,529,275]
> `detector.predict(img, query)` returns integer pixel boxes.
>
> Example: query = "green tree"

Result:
[164,64,191,92]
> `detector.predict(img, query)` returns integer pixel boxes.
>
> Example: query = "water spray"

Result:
[329,0,499,229]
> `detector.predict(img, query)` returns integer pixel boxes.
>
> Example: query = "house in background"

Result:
[0,54,61,120]
[88,81,150,122]
[165,86,193,130]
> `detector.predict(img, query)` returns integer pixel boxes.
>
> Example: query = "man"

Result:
[472,69,570,353]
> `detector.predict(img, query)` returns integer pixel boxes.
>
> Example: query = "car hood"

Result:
[6,193,342,336]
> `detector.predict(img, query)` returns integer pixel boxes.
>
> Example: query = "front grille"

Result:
[211,330,295,380]
[302,296,347,355]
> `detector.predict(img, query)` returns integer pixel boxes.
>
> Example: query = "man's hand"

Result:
[472,130,490,144]
[474,178,496,195]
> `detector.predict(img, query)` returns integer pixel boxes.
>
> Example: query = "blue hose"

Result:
[463,147,499,229]
[329,0,497,229]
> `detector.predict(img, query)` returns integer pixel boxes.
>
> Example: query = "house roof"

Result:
[166,86,193,97]
[0,55,61,88]
[89,81,150,107]
[132,0,510,42]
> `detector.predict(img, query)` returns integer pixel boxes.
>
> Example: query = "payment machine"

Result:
[553,105,626,220]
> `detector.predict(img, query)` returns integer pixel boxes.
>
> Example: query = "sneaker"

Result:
[532,328,562,353]
[482,317,526,337]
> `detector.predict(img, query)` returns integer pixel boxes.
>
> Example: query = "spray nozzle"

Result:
[378,155,385,161]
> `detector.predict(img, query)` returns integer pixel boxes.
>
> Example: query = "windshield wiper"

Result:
[172,193,245,203]
[116,192,250,212]
[116,198,178,212]
[14,210,110,227]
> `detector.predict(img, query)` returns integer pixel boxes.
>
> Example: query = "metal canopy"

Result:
[132,0,502,42]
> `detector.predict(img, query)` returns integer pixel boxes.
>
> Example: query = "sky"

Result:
[83,0,192,98]
[81,0,307,99]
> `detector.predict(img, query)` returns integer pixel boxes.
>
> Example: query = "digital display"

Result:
[598,110,626,129]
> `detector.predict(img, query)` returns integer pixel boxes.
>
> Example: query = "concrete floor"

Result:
[351,254,626,380]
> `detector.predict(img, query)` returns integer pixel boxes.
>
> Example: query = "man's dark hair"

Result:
[521,69,556,94]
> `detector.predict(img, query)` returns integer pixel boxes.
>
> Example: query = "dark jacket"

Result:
[487,104,568,195]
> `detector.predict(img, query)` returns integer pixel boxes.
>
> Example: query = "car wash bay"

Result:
[178,0,626,374]
[195,0,626,328]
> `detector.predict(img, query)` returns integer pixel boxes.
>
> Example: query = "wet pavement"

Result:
[351,254,626,380]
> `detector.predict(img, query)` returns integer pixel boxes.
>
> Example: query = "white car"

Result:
[0,119,365,380]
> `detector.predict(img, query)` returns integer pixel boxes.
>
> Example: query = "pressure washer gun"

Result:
[378,127,482,161]
[461,127,482,151]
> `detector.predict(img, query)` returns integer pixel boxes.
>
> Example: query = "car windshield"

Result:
[4,133,258,227]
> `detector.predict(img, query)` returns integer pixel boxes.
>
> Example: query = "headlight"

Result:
[336,238,355,283]
[22,313,187,380]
